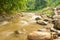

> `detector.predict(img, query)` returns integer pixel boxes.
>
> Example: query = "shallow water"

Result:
[0,13,53,40]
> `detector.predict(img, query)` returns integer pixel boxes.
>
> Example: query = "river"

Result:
[0,12,53,40]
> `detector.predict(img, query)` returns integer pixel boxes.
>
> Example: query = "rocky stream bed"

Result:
[0,12,60,40]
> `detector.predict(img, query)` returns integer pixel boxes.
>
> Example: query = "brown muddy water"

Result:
[0,13,53,40]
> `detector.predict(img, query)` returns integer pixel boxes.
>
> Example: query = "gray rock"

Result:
[36,20,48,25]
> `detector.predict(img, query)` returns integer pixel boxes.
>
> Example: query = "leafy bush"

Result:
[0,0,60,14]
[47,0,60,7]
[0,0,27,14]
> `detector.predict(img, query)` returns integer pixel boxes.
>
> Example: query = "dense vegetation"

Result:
[0,0,60,14]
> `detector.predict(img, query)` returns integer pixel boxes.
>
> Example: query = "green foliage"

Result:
[0,0,60,14]
[0,0,27,14]
[26,0,35,10]
[26,0,47,11]
[35,0,47,10]
[52,0,60,7]
[47,0,60,7]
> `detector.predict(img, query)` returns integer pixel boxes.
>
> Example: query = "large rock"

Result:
[53,15,60,19]
[53,19,60,30]
[27,31,51,40]
[36,20,48,25]
[27,31,57,40]
[55,6,60,15]
[52,13,60,30]
[51,15,60,36]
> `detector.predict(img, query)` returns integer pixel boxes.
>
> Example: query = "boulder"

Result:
[36,20,48,25]
[27,31,51,40]
[27,31,57,40]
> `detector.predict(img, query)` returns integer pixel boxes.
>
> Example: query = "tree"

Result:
[35,0,47,10]
[47,0,60,7]
[0,0,27,14]
[26,0,35,10]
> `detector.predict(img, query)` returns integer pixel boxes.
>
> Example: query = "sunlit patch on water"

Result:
[29,15,42,23]
[1,31,13,37]
[20,21,29,26]
[18,29,27,34]
[20,12,42,23]
[0,21,9,26]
